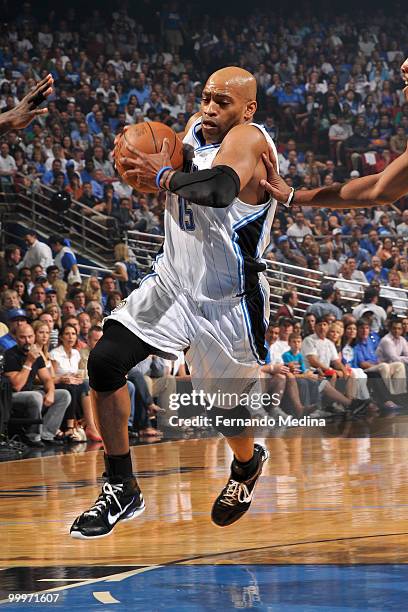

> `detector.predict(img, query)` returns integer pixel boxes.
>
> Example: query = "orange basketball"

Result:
[114,122,184,193]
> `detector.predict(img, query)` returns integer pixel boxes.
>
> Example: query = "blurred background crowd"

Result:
[0,0,408,447]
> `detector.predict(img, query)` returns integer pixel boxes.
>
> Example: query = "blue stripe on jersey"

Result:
[192,122,206,147]
[232,206,270,294]
[241,296,263,364]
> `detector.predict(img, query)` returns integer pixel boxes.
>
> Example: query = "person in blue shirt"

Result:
[0,309,28,351]
[282,334,306,373]
[42,159,67,187]
[354,318,405,409]
[360,229,380,257]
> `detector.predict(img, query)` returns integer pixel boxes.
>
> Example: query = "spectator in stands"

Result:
[85,300,104,325]
[266,317,293,364]
[301,316,348,379]
[61,300,76,319]
[0,141,18,184]
[319,245,340,276]
[376,319,408,366]
[306,283,343,320]
[38,311,59,349]
[335,261,364,300]
[354,318,406,404]
[287,211,312,243]
[127,355,174,437]
[381,271,408,314]
[4,323,70,447]
[275,290,298,320]
[78,312,92,345]
[50,323,101,442]
[20,230,53,270]
[69,288,86,314]
[82,276,102,303]
[302,313,316,338]
[365,255,389,284]
[100,274,117,313]
[0,308,28,352]
[0,244,22,279]
[46,265,67,305]
[352,287,387,333]
[396,211,408,237]
[49,236,80,284]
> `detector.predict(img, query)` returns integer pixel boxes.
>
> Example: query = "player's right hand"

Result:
[260,144,292,204]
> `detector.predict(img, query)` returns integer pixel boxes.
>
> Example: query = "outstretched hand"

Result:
[260,144,292,204]
[120,137,172,191]
[7,74,54,129]
[402,57,408,101]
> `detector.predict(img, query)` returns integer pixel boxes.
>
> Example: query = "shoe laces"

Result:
[85,482,124,517]
[221,479,251,506]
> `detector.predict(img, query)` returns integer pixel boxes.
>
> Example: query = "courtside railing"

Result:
[127,230,408,319]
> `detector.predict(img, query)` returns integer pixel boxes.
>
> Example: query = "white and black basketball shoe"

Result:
[70,476,145,539]
[211,444,269,527]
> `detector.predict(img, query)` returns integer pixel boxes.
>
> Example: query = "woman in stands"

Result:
[50,323,101,442]
[45,303,62,331]
[82,276,102,303]
[341,322,370,400]
[32,320,65,442]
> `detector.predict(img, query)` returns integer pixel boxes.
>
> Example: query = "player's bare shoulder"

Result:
[220,123,267,155]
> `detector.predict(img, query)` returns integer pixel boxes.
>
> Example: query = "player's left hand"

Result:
[7,74,54,129]
[260,144,292,204]
[401,57,408,101]
[121,138,172,191]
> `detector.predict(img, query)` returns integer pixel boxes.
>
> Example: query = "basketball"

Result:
[114,122,184,193]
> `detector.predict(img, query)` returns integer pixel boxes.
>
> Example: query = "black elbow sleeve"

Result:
[168,165,240,208]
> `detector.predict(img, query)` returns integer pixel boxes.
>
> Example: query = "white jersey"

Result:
[154,118,278,302]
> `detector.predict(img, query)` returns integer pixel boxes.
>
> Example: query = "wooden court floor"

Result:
[1,418,408,609]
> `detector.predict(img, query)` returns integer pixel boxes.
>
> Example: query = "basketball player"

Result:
[70,67,279,539]
[260,57,408,210]
[0,74,53,135]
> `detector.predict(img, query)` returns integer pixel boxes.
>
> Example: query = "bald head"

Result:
[205,67,257,102]
[201,66,258,143]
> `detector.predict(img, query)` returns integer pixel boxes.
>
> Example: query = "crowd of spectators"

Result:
[0,229,190,446]
[1,2,408,446]
[0,2,408,241]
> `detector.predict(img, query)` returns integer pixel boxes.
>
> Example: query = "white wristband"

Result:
[22,364,32,371]
[282,187,295,208]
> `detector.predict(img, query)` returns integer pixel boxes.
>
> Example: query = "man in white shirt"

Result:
[20,230,53,270]
[0,142,17,184]
[319,246,341,277]
[376,319,408,364]
[287,211,313,243]
[266,317,293,364]
[352,287,386,333]
[301,317,345,373]
[334,261,364,300]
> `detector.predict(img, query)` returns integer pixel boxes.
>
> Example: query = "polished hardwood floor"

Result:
[1,417,408,609]
[2,419,408,567]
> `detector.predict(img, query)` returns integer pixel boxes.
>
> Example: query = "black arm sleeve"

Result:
[168,165,240,208]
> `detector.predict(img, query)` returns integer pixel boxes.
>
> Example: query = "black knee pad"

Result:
[88,322,151,392]
[212,404,252,437]
[88,342,127,392]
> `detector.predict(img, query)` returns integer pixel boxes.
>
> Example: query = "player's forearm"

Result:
[294,146,408,209]
[160,165,240,207]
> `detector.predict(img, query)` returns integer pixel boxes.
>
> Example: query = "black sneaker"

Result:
[211,444,269,527]
[70,476,145,539]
